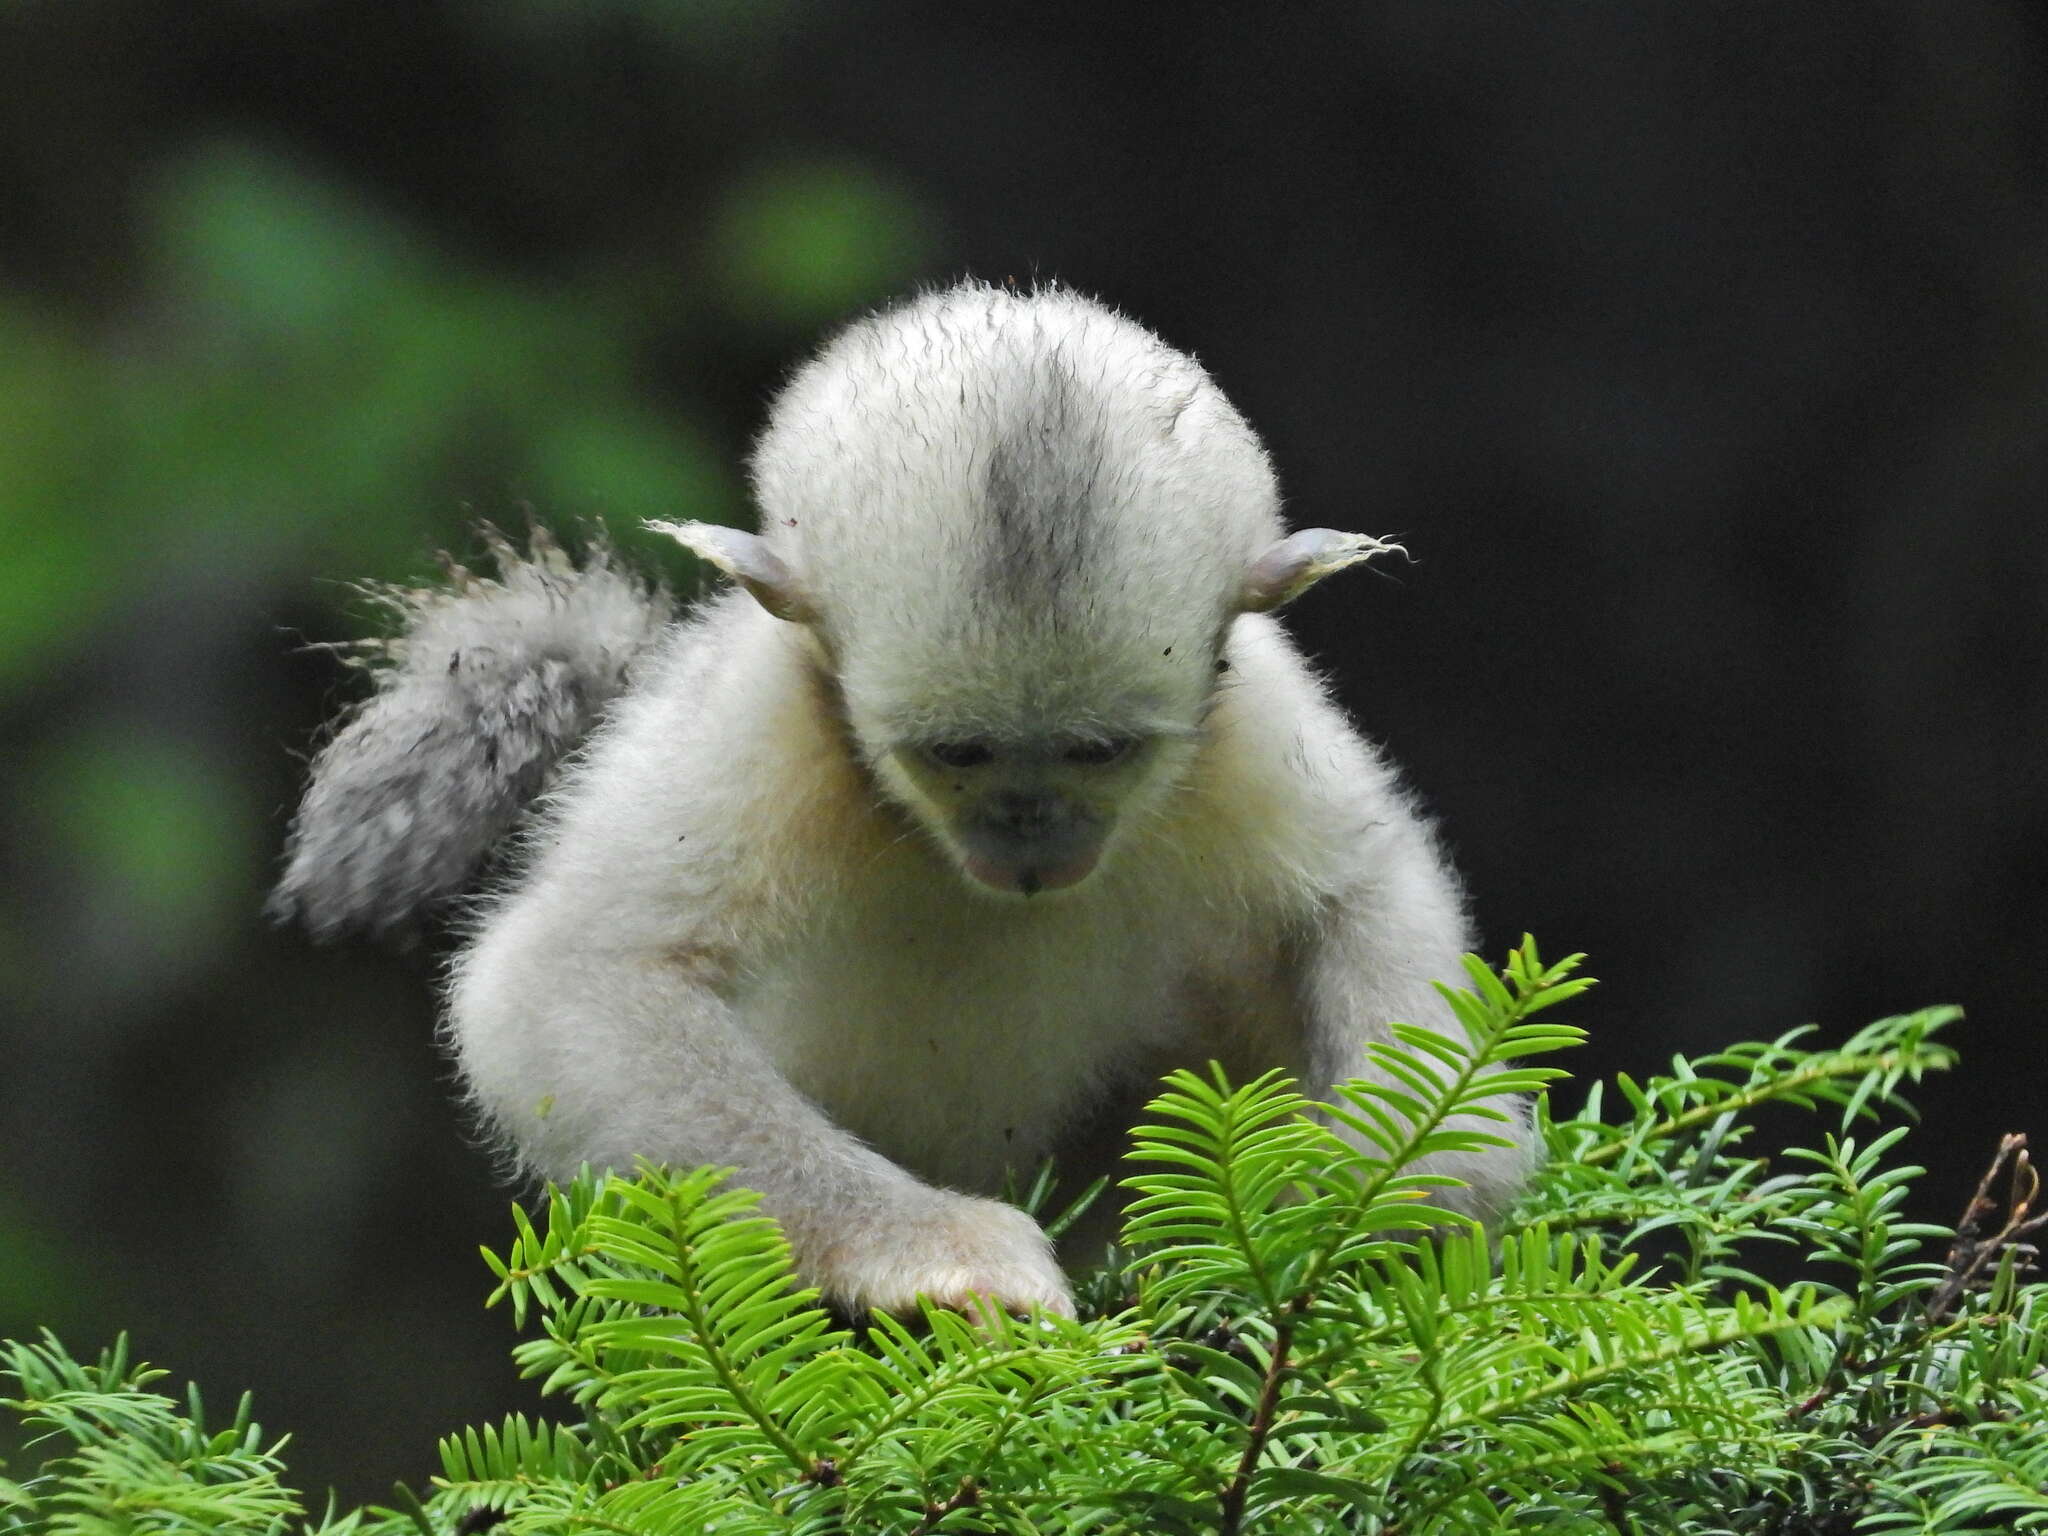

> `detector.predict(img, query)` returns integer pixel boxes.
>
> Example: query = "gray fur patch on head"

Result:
[270,526,673,940]
[981,355,1109,608]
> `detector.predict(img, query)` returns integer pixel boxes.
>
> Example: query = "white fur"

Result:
[447,283,1529,1316]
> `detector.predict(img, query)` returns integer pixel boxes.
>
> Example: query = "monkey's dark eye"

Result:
[926,740,997,770]
[1062,736,1137,767]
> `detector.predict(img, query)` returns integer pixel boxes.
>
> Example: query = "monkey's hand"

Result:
[801,1191,1074,1320]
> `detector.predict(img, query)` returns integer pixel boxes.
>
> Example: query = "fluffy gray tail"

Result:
[270,525,674,940]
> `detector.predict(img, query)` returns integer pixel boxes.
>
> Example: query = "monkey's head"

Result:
[655,283,1396,898]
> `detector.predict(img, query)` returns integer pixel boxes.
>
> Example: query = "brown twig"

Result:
[1218,1320,1294,1536]
[909,1476,980,1533]
[1596,1466,1640,1534]
[1926,1134,2045,1324]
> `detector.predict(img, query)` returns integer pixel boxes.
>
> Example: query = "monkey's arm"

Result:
[1292,829,1537,1223]
[1204,618,1535,1220]
[450,900,1071,1317]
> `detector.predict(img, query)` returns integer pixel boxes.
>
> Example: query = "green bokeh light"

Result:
[709,160,936,330]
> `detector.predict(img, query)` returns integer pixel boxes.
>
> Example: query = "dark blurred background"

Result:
[2,0,2043,1503]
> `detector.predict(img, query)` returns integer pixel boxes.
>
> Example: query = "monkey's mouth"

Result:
[951,790,1108,898]
[960,845,1102,898]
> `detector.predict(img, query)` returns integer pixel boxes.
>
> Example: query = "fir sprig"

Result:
[7,942,2040,1534]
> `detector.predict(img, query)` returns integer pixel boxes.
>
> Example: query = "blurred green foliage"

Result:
[37,731,252,969]
[711,160,936,327]
[0,55,937,1490]
[0,123,932,997]
[0,137,934,690]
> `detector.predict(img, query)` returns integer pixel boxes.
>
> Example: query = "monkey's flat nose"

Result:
[987,790,1061,839]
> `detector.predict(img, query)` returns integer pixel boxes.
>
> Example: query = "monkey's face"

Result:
[880,725,1187,899]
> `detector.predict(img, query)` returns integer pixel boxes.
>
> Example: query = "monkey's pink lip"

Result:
[962,846,1102,897]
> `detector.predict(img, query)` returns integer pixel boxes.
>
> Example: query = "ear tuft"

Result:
[1239,528,1407,613]
[648,520,818,623]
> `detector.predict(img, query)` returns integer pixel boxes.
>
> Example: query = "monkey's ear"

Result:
[648,520,819,623]
[1238,528,1407,613]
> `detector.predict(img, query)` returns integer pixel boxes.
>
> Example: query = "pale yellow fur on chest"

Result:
[683,617,1332,1195]
[736,833,1232,1191]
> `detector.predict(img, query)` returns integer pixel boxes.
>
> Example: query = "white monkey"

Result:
[274,281,1532,1318]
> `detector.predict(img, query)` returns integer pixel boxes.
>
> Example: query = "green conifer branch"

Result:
[5,952,2039,1535]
